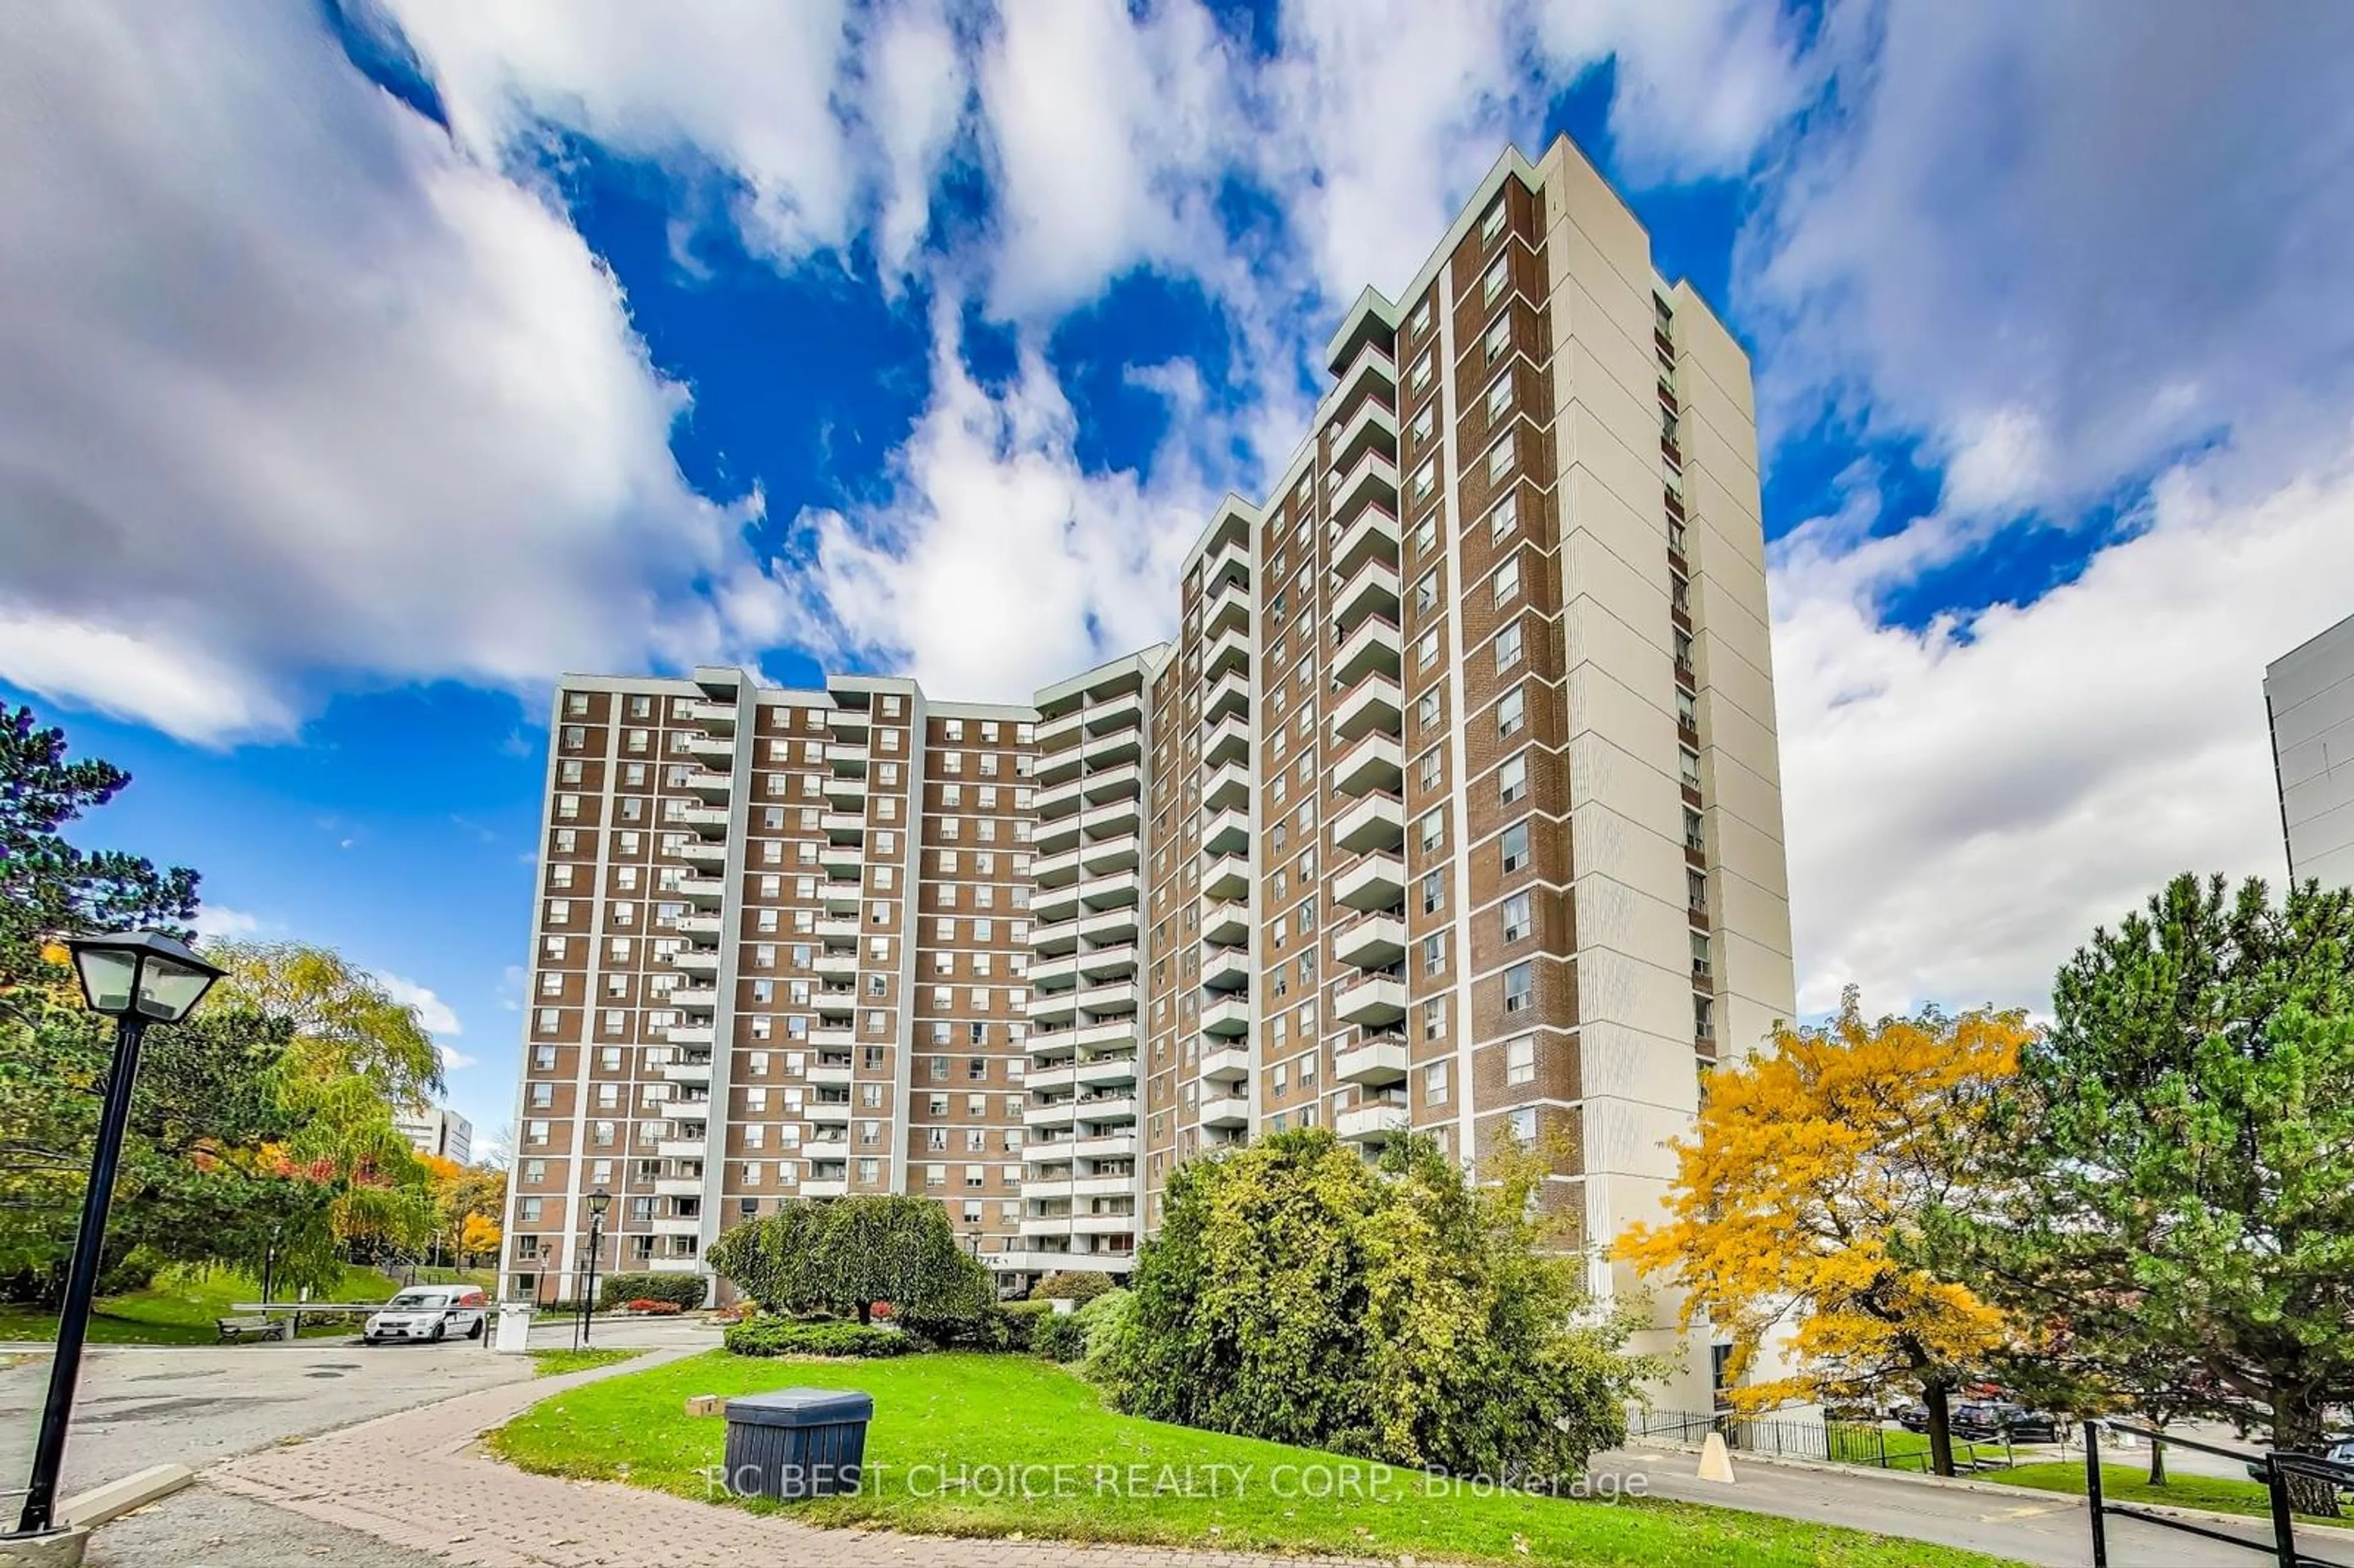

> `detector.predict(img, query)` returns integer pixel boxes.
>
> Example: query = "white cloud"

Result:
[192,906,264,942]
[377,971,462,1037]
[0,2,774,744]
[1774,438,2354,1016]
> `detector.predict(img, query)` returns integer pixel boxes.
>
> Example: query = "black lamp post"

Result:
[578,1189,610,1349]
[12,931,222,1540]
[262,1222,281,1306]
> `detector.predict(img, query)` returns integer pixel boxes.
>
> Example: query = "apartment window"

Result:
[1412,348,1435,390]
[1484,316,1510,363]
[1688,868,1708,913]
[1489,490,1518,541]
[1501,890,1533,944]
[1479,197,1506,245]
[1413,459,1437,502]
[1695,995,1716,1041]
[1409,402,1434,447]
[1503,961,1534,1014]
[1414,568,1439,614]
[1495,620,1523,671]
[1417,751,1442,793]
[1503,1033,1536,1087]
[1407,299,1431,339]
[1692,930,1714,978]
[1422,995,1447,1042]
[1421,931,1447,976]
[1424,1060,1450,1105]
[1501,822,1531,875]
[1497,687,1525,739]
[565,693,588,717]
[1487,431,1515,483]
[1498,754,1527,805]
[1493,555,1520,607]
[1411,514,1437,558]
[1419,809,1444,853]
[1417,689,1441,732]
[1678,689,1699,731]
[533,1044,557,1070]
[1509,1106,1539,1143]
[1680,747,1702,789]
[1421,871,1445,916]
[1416,630,1440,670]
[1685,808,1706,853]
[1485,373,1512,422]
[1483,256,1508,304]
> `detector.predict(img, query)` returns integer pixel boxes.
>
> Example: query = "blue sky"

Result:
[7,1,2354,1152]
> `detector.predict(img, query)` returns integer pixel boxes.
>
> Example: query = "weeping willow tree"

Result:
[203,942,444,1284]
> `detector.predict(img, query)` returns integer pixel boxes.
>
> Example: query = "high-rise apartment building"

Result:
[501,135,1792,1406]
[2268,611,2354,889]
[394,1105,473,1165]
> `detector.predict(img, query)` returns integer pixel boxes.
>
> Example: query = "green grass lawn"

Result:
[1992,1461,2347,1524]
[0,1264,403,1345]
[488,1351,2024,1568]
[1824,1426,2025,1474]
[530,1347,642,1378]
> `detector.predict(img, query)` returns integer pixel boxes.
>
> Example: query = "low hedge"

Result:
[1032,1270,1115,1305]
[1034,1311,1090,1362]
[597,1272,707,1312]
[901,1298,1051,1352]
[723,1317,912,1358]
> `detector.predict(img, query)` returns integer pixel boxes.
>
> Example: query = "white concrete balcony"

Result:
[809,1024,856,1048]
[1335,1101,1411,1143]
[823,705,869,738]
[1334,615,1402,685]
[672,875,725,908]
[1333,557,1401,634]
[1029,916,1081,957]
[817,840,863,877]
[815,915,861,941]
[1083,795,1141,840]
[1333,1034,1410,1086]
[1078,834,1139,877]
[1032,814,1081,855]
[1074,980,1136,1016]
[1331,447,1400,527]
[1020,1178,1073,1203]
[820,878,863,915]
[1205,669,1251,723]
[1203,715,1250,768]
[820,771,866,809]
[1032,846,1084,887]
[1331,911,1406,969]
[1202,760,1250,813]
[1029,991,1078,1028]
[1035,773,1086,819]
[1332,341,1397,425]
[685,731,733,764]
[1200,900,1250,946]
[1018,1212,1075,1236]
[1200,943,1251,992]
[1072,1211,1138,1236]
[1332,674,1403,744]
[1074,1173,1137,1199]
[821,810,866,842]
[1030,952,1081,992]
[1334,501,1401,579]
[669,944,720,975]
[674,803,729,834]
[1201,853,1250,903]
[1202,530,1250,588]
[1073,1093,1137,1125]
[1335,851,1405,911]
[1074,1052,1138,1088]
[1334,974,1407,1027]
[1076,943,1138,984]
[1024,1098,1078,1130]
[1080,906,1138,946]
[1035,708,1084,749]
[1333,791,1405,853]
[1206,621,1251,680]
[1026,1064,1078,1094]
[1198,1093,1249,1129]
[1081,761,1142,803]
[812,987,856,1018]
[669,984,720,1011]
[1200,1045,1252,1083]
[1073,1019,1138,1052]
[1333,731,1404,797]
[806,1097,854,1124]
[825,742,870,773]
[1071,1132,1138,1162]
[660,1056,713,1084]
[1205,577,1251,638]
[1331,394,1398,474]
[1079,870,1140,910]
[1081,729,1141,771]
[800,1178,848,1198]
[675,836,727,867]
[1201,995,1251,1036]
[683,698,737,732]
[664,1023,716,1048]
[1021,1138,1078,1168]
[647,1256,706,1274]
[812,949,858,978]
[1034,744,1083,786]
[674,911,723,938]
[805,1061,853,1087]
[1030,882,1080,926]
[684,767,733,802]
[652,1214,703,1237]
[653,1175,703,1198]
[1200,807,1250,857]
[657,1136,706,1159]
[1086,691,1145,734]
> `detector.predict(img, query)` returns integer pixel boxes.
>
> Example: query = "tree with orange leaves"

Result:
[1617,987,2035,1476]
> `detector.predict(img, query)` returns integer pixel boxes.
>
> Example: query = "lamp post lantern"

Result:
[262,1221,282,1306]
[12,931,221,1540]
[579,1189,611,1349]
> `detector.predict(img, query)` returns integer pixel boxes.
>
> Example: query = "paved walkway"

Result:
[196,1355,1378,1568]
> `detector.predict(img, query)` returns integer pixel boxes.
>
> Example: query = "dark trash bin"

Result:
[722,1388,874,1500]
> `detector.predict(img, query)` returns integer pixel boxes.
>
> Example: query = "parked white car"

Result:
[364,1285,488,1344]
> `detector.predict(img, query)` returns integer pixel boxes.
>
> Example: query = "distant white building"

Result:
[2266,612,2354,890]
[395,1105,473,1165]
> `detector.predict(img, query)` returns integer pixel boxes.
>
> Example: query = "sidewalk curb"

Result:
[1622,1441,2354,1542]
[60,1463,193,1528]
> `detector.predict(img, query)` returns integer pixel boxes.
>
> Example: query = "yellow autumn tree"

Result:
[1617,986,2033,1476]
[459,1213,502,1266]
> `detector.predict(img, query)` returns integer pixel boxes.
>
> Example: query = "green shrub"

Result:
[1075,1287,1130,1367]
[905,1298,1047,1352]
[1032,1270,1114,1305]
[1034,1311,1090,1362]
[596,1272,706,1312]
[1099,1127,1658,1486]
[706,1196,993,1325]
[722,1316,912,1358]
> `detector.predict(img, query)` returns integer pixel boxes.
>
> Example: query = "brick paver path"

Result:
[208,1352,1383,1568]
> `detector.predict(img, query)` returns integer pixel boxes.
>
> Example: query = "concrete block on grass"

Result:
[686,1395,722,1416]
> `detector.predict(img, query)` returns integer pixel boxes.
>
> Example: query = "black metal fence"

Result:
[2085,1420,2354,1568]
[1626,1409,2021,1474]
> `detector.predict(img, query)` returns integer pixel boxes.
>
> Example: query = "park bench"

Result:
[216,1314,288,1342]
